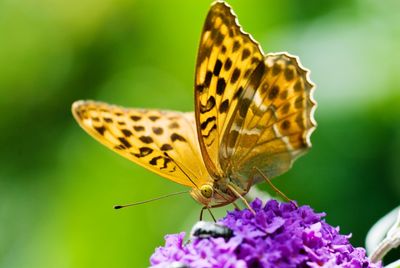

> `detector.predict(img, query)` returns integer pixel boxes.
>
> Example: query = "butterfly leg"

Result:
[252,167,292,203]
[207,207,217,222]
[245,168,256,193]
[227,184,256,215]
[199,206,217,222]
[200,207,205,221]
[232,202,240,210]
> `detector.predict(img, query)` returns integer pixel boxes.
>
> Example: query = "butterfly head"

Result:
[190,184,214,206]
[190,184,238,207]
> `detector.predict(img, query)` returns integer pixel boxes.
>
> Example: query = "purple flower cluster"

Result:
[150,199,381,268]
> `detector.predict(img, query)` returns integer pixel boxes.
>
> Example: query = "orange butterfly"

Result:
[72,1,316,212]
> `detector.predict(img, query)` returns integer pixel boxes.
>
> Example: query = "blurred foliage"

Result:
[0,0,399,267]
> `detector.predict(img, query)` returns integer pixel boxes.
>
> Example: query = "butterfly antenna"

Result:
[163,152,199,189]
[114,190,189,209]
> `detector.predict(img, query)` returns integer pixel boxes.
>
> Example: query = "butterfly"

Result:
[72,1,316,211]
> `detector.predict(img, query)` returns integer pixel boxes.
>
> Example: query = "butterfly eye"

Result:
[200,185,213,198]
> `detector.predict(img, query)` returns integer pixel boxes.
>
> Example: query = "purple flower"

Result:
[150,199,381,268]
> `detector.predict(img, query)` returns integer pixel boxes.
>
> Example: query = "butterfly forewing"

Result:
[221,53,316,181]
[195,1,264,178]
[72,101,211,188]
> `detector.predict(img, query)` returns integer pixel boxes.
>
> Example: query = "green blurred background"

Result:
[1,0,399,266]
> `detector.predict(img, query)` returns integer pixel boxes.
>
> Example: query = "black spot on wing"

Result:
[229,28,234,37]
[295,96,304,109]
[149,156,162,166]
[130,115,141,121]
[242,49,250,60]
[149,116,159,122]
[204,71,213,87]
[268,86,280,100]
[94,126,106,135]
[251,57,260,64]
[160,158,171,170]
[244,69,252,79]
[224,58,232,71]
[294,80,302,92]
[204,124,217,139]
[215,33,224,47]
[221,45,227,54]
[213,59,223,76]
[233,87,244,100]
[231,68,241,84]
[200,116,216,130]
[196,84,205,93]
[284,68,294,81]
[152,127,163,135]
[210,27,218,40]
[281,120,291,130]
[280,90,288,100]
[160,144,173,151]
[272,64,282,76]
[171,133,186,142]
[219,99,229,113]
[139,136,153,144]
[281,103,290,114]
[169,122,180,129]
[133,147,153,158]
[216,78,226,95]
[260,82,269,94]
[114,145,126,150]
[295,114,305,129]
[200,96,216,113]
[134,126,145,132]
[118,137,131,148]
[232,41,240,53]
[121,129,132,137]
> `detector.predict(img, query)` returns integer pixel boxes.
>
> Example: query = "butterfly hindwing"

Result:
[72,101,211,188]
[195,1,264,177]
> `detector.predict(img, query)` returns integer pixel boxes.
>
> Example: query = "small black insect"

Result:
[190,221,234,241]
